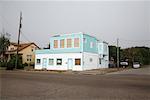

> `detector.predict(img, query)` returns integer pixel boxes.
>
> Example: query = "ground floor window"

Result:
[36,59,41,64]
[90,58,93,62]
[27,55,32,61]
[57,59,62,65]
[75,58,81,65]
[49,58,54,65]
[99,58,101,64]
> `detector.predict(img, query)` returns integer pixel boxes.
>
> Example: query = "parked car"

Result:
[133,62,140,68]
[120,61,128,68]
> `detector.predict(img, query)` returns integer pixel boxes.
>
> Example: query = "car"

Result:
[133,62,140,68]
[120,61,128,68]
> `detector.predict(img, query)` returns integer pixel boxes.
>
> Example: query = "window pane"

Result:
[75,59,81,65]
[83,38,87,43]
[27,55,32,62]
[36,59,41,64]
[90,42,94,48]
[49,59,54,65]
[99,58,101,64]
[90,58,93,62]
[74,38,79,47]
[67,39,72,48]
[54,40,58,48]
[60,39,65,48]
[57,59,62,65]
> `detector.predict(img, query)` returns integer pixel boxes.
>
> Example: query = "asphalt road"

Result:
[0,66,150,100]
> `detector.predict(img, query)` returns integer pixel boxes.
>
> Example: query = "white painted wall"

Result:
[83,52,99,70]
[35,52,109,71]
[35,53,83,71]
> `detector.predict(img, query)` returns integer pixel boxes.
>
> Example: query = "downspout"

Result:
[82,34,84,71]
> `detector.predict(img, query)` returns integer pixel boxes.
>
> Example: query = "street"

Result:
[0,66,150,100]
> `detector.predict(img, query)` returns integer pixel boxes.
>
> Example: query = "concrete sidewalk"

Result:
[22,68,125,75]
[74,68,126,75]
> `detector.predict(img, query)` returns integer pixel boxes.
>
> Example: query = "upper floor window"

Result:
[90,42,95,48]
[67,39,72,48]
[74,38,79,47]
[83,38,87,43]
[10,48,14,50]
[90,42,93,48]
[54,40,58,48]
[60,39,65,48]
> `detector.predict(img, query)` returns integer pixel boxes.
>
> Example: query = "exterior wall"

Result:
[34,33,109,71]
[83,34,98,53]
[20,44,37,64]
[35,53,83,71]
[49,33,83,53]
[83,52,99,70]
[101,56,109,68]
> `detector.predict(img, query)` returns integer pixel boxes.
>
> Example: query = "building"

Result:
[6,42,40,65]
[35,33,109,71]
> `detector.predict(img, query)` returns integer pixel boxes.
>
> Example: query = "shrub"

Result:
[6,55,24,70]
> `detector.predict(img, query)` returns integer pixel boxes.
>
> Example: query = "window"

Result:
[75,59,81,65]
[27,55,32,62]
[31,49,34,52]
[99,58,101,64]
[90,58,93,62]
[54,40,58,48]
[36,59,41,64]
[74,38,79,47]
[10,48,14,50]
[49,59,54,65]
[60,39,65,48]
[57,59,62,65]
[67,39,72,48]
[83,38,87,43]
[90,42,95,48]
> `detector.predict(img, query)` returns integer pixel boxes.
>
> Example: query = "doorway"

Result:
[68,58,73,70]
[42,58,47,69]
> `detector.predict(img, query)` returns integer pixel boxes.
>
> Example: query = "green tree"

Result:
[120,47,150,65]
[109,46,117,62]
[7,54,23,70]
[0,33,10,62]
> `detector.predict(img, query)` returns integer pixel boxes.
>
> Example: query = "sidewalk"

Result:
[75,68,126,75]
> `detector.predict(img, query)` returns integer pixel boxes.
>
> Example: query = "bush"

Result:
[6,55,24,70]
[0,61,8,67]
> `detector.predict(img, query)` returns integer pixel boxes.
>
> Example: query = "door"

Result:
[68,58,73,70]
[42,58,47,69]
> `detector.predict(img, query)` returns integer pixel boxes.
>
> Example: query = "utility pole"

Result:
[15,12,22,69]
[117,38,119,70]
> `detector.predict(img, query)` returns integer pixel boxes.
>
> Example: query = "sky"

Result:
[0,0,150,48]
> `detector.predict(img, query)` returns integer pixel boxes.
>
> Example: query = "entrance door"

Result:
[42,58,47,69]
[68,58,73,70]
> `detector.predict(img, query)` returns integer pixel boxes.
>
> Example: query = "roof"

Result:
[6,42,40,53]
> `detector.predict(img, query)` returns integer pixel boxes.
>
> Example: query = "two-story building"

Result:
[35,33,109,71]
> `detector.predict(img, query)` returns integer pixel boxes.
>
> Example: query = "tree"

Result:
[120,47,150,65]
[0,33,10,62]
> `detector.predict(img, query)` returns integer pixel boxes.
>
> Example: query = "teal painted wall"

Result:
[83,34,98,53]
[35,33,108,55]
